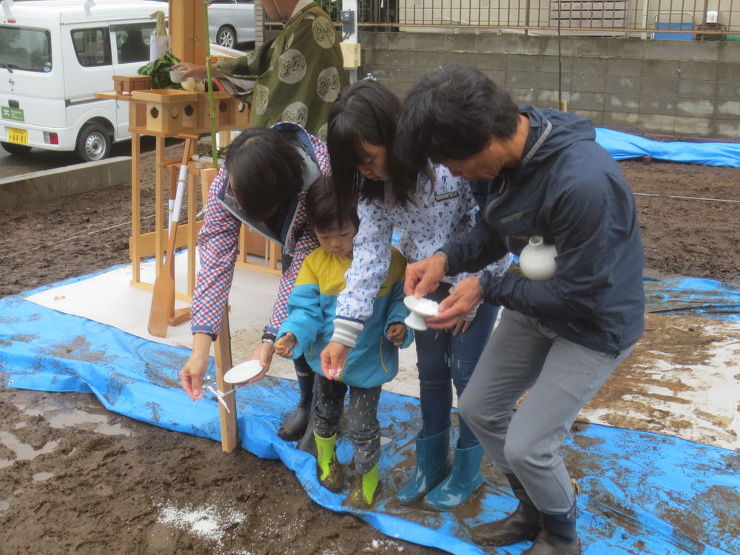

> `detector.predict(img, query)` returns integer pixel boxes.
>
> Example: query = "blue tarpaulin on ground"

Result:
[595,128,740,167]
[644,276,740,321]
[1,272,738,554]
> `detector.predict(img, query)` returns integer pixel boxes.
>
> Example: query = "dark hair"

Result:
[327,80,418,216]
[305,175,359,232]
[396,64,520,173]
[225,127,303,222]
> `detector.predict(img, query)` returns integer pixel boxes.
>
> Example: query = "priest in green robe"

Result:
[179,0,347,141]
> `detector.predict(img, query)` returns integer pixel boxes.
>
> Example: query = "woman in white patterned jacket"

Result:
[320,80,512,510]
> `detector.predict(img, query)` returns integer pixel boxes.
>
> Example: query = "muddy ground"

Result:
[0,149,738,554]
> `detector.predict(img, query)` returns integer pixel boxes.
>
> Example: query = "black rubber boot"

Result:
[296,377,320,455]
[523,499,580,554]
[278,363,314,441]
[471,473,541,546]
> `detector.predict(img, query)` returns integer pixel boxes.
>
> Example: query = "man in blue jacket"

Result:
[399,65,645,554]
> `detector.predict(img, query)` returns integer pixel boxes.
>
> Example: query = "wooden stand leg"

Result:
[187,161,197,297]
[169,307,191,326]
[131,131,142,285]
[213,310,238,452]
[200,167,217,209]
[154,135,166,278]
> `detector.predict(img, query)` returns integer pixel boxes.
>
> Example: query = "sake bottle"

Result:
[519,236,557,280]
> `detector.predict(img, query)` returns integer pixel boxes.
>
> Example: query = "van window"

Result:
[70,27,112,67]
[0,25,52,72]
[113,23,156,63]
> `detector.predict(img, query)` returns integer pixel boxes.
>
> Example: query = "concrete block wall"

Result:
[358,32,740,140]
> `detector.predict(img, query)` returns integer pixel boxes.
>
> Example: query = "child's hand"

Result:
[274,333,297,358]
[386,322,407,346]
[323,366,344,381]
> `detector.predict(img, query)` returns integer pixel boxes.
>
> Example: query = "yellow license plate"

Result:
[7,127,28,144]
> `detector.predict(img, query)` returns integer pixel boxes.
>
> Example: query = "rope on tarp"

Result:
[647,304,740,315]
[634,192,740,204]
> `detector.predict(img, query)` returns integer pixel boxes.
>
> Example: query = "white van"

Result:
[0,0,168,161]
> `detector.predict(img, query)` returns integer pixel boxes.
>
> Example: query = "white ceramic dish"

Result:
[224,360,263,384]
[403,296,439,331]
[169,69,186,83]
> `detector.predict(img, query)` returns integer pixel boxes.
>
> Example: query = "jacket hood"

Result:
[519,105,596,168]
[216,122,322,243]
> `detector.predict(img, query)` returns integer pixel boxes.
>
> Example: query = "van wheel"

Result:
[1,142,32,155]
[76,123,111,162]
[216,25,236,48]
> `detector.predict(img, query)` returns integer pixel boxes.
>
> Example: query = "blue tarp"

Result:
[644,276,740,321]
[1,272,738,554]
[596,128,740,168]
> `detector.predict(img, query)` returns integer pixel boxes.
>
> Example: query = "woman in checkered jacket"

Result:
[179,122,328,443]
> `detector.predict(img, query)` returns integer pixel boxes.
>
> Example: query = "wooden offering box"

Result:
[211,93,250,130]
[113,75,152,95]
[130,89,200,134]
[130,89,249,135]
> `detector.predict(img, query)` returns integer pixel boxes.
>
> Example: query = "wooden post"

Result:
[130,129,141,286]
[213,310,238,452]
[154,135,165,278]
[169,0,207,65]
[200,167,217,207]
[187,161,197,297]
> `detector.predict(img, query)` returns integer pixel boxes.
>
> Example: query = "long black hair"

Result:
[327,80,421,218]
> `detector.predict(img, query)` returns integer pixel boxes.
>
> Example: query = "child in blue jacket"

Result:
[275,176,412,508]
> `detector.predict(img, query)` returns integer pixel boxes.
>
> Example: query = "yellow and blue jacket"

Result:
[277,246,412,388]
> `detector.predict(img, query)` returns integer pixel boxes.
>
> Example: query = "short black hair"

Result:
[225,127,303,222]
[305,175,359,232]
[327,80,418,215]
[396,64,520,172]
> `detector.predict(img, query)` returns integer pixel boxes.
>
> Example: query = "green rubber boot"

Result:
[314,431,344,493]
[346,463,381,508]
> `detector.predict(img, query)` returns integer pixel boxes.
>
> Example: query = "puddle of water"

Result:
[46,410,131,437]
[9,391,131,437]
[32,472,55,482]
[0,431,60,462]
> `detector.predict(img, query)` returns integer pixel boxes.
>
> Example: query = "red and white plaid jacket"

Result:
[190,125,329,337]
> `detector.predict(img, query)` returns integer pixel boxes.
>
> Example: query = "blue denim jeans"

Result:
[414,284,498,448]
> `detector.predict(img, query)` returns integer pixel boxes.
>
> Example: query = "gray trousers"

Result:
[459,309,633,513]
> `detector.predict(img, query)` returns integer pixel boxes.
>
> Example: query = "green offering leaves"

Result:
[137,52,182,90]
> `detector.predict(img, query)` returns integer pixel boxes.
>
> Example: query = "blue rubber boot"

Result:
[396,429,450,504]
[424,443,484,510]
